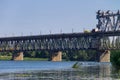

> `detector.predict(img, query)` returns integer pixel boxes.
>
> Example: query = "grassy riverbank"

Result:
[0,56,11,60]
[24,57,48,61]
[0,56,48,61]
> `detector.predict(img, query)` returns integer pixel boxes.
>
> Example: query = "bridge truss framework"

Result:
[0,10,120,52]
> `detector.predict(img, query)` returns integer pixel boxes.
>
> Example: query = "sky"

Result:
[0,0,120,37]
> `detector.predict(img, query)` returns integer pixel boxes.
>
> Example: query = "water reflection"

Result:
[111,66,120,79]
[0,62,120,80]
[75,62,112,79]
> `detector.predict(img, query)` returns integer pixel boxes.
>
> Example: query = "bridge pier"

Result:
[98,50,110,62]
[11,52,24,60]
[50,51,62,61]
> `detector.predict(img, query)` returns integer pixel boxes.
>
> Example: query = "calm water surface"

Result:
[0,61,74,73]
[0,61,119,80]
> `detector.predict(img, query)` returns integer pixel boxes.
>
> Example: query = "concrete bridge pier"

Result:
[11,51,24,60]
[98,50,110,62]
[50,51,62,61]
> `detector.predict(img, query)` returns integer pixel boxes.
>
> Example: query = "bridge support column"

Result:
[12,52,24,60]
[50,51,62,61]
[99,50,110,62]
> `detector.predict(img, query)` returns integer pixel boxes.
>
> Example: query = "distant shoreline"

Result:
[0,56,48,61]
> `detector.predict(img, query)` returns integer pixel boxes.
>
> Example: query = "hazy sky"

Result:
[0,0,119,36]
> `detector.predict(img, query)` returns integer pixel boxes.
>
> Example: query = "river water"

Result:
[0,61,119,80]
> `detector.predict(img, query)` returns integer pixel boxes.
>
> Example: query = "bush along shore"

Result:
[111,50,120,69]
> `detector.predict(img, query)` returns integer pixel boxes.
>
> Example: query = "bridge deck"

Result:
[0,31,120,51]
[0,31,120,41]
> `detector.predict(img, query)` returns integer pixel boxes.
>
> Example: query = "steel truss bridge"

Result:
[0,10,120,52]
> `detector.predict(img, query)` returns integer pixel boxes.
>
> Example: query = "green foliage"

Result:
[31,51,36,57]
[0,52,12,56]
[63,50,96,61]
[72,62,79,69]
[0,50,97,61]
[111,50,120,69]
[77,50,88,60]
[62,52,69,61]
[24,51,35,57]
[35,51,41,58]
[86,50,97,61]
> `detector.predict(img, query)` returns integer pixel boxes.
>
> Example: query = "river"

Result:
[0,61,119,80]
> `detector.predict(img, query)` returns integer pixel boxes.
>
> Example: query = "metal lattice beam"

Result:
[97,10,120,31]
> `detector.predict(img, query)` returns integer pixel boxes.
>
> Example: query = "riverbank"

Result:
[0,56,48,61]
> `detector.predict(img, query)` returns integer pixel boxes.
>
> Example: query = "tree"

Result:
[111,50,120,69]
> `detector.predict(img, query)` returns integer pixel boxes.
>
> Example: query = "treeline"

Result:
[110,50,120,69]
[0,50,97,61]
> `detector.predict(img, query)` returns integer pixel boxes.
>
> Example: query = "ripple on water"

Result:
[0,61,119,80]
